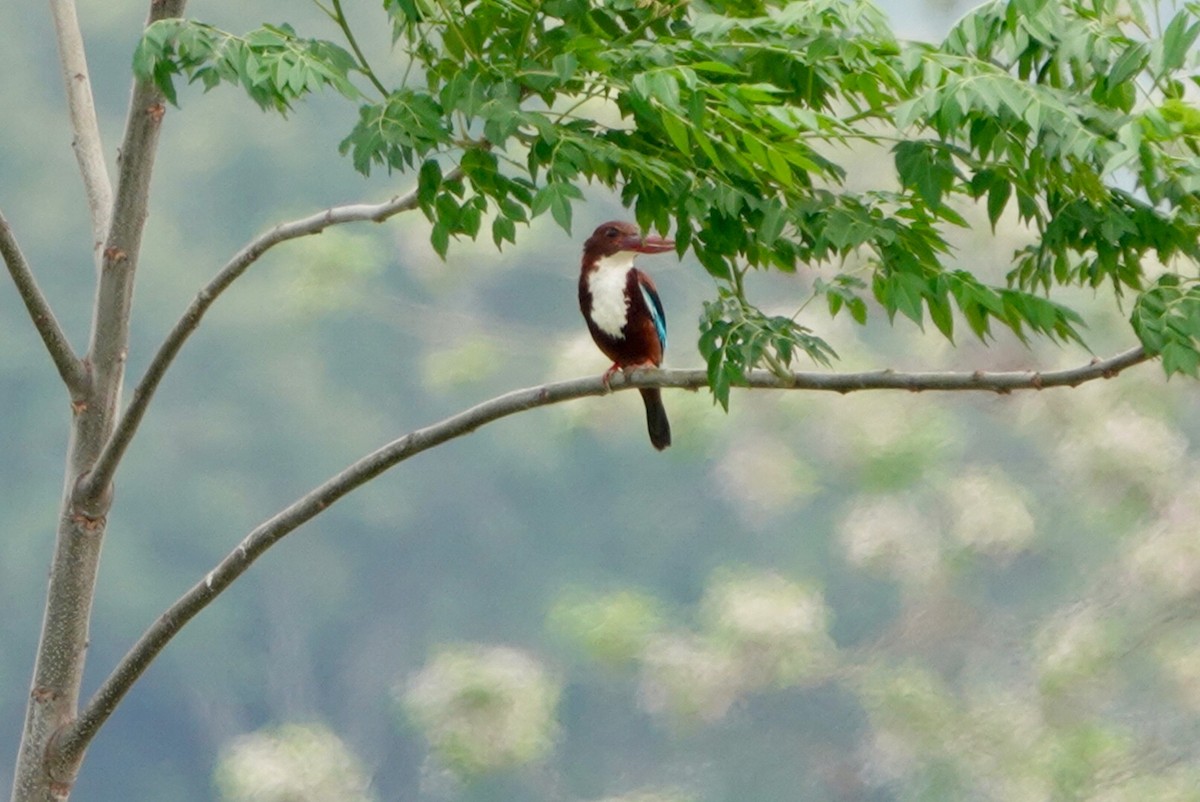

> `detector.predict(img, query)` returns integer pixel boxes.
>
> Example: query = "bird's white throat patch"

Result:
[587,253,635,338]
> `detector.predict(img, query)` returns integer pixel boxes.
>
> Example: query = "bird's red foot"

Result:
[602,363,621,390]
[602,361,659,390]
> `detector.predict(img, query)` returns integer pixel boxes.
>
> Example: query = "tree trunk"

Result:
[8,4,184,800]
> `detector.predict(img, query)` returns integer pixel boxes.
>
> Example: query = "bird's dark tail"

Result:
[639,388,671,450]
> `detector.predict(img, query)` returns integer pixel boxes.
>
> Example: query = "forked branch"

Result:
[57,343,1151,761]
[78,0,188,499]
[81,168,464,499]
[0,209,87,392]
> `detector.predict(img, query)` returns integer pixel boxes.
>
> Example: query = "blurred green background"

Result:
[4,1,1200,800]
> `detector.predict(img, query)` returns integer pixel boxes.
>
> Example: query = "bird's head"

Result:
[582,221,675,262]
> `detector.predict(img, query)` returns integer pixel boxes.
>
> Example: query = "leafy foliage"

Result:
[700,286,837,410]
[1132,274,1200,377]
[132,0,1200,399]
[133,19,359,111]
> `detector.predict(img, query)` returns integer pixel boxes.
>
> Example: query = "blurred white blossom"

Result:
[589,791,696,802]
[278,229,384,317]
[711,436,817,526]
[860,677,1055,801]
[422,338,503,390]
[859,665,959,745]
[956,692,1050,801]
[1156,636,1200,712]
[401,645,559,777]
[547,589,665,666]
[702,571,836,688]
[1054,405,1188,500]
[1089,772,1200,802]
[1127,479,1200,600]
[1035,605,1118,690]
[214,723,373,802]
[860,728,919,787]
[639,634,741,724]
[809,393,966,479]
[943,468,1036,557]
[550,334,608,382]
[840,495,942,583]
[839,395,960,455]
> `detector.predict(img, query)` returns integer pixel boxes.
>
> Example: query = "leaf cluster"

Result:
[890,0,1200,373]
[133,19,359,111]
[700,286,837,409]
[1131,274,1200,377]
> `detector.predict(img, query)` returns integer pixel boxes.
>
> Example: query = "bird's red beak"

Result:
[634,234,675,254]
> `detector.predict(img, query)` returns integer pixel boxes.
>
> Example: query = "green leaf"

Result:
[430,221,450,259]
[550,192,573,232]
[339,89,450,175]
[688,60,743,76]
[1108,42,1149,88]
[660,112,690,153]
[766,147,793,187]
[531,182,582,233]
[927,279,954,340]
[133,19,360,114]
[1157,11,1200,75]
[698,312,735,411]
[893,141,958,209]
[551,52,578,83]
[1132,275,1200,377]
[1161,341,1200,376]
[699,290,837,410]
[848,297,868,325]
[986,177,1011,230]
[417,159,443,210]
[874,271,927,326]
[492,214,517,248]
[758,203,785,246]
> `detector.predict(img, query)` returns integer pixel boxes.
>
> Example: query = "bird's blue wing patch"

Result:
[639,279,667,351]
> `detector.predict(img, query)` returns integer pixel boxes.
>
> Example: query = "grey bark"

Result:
[8,3,186,801]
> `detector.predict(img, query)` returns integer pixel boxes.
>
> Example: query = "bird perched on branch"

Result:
[578,220,675,450]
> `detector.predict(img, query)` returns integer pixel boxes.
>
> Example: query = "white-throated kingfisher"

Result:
[578,221,674,450]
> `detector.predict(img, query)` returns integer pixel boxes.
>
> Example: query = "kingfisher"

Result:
[578,220,675,450]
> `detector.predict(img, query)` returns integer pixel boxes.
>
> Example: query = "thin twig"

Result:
[0,209,87,392]
[81,167,464,499]
[49,0,113,257]
[329,0,388,96]
[59,343,1152,760]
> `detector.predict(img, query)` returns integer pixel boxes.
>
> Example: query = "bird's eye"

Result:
[605,227,619,238]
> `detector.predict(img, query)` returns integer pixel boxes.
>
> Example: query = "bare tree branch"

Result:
[49,0,113,256]
[0,209,87,392]
[672,345,1151,393]
[59,343,1151,758]
[81,168,464,500]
